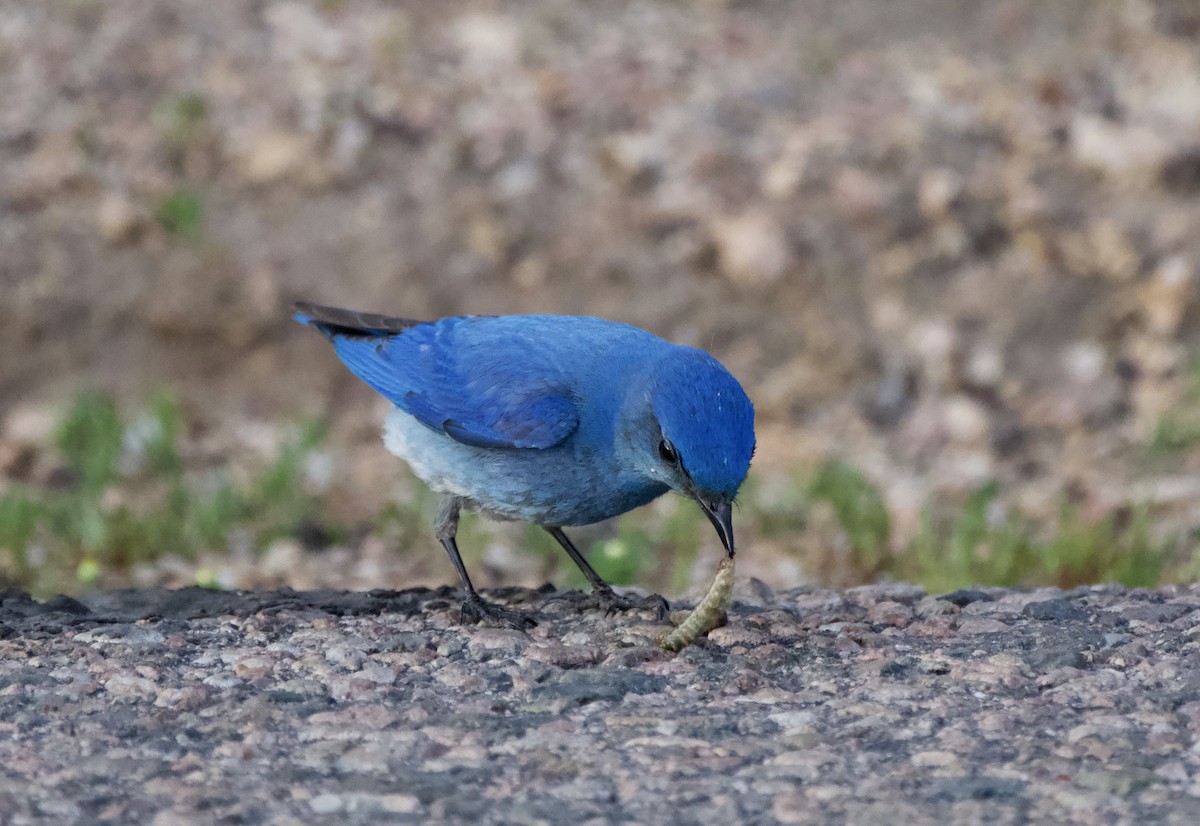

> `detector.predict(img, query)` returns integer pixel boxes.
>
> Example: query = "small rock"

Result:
[3,405,57,447]
[268,679,329,703]
[379,794,420,814]
[844,582,925,605]
[917,168,962,220]
[909,320,957,389]
[941,589,994,607]
[103,674,158,703]
[201,672,242,690]
[73,625,165,646]
[233,656,274,681]
[911,750,962,771]
[335,747,389,775]
[964,342,1005,389]
[956,617,1010,634]
[452,12,519,68]
[768,710,816,729]
[833,166,887,222]
[1062,341,1107,384]
[308,793,344,815]
[914,597,960,618]
[95,192,142,244]
[239,131,315,185]
[266,1,345,61]
[526,669,662,713]
[350,665,397,686]
[1116,603,1194,624]
[17,132,87,196]
[465,628,530,657]
[1072,114,1171,180]
[943,396,991,446]
[772,792,812,824]
[154,686,210,711]
[1141,255,1193,336]
[710,211,789,287]
[1089,220,1140,282]
[867,601,914,628]
[600,132,662,190]
[761,132,811,198]
[1023,599,1087,621]
[525,644,604,667]
[325,644,366,671]
[706,625,770,648]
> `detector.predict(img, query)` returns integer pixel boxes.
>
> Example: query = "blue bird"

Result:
[294,302,755,629]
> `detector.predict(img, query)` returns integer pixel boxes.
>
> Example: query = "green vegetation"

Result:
[1151,357,1200,455]
[899,488,1166,593]
[0,390,333,595]
[0,390,1194,597]
[150,91,208,239]
[809,460,891,576]
[153,91,209,168]
[810,461,1178,593]
[155,189,204,238]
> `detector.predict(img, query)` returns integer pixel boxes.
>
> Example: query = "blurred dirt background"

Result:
[4,0,1200,590]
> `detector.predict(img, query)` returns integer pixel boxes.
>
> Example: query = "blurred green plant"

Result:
[1038,505,1164,589]
[809,459,890,576]
[155,189,203,238]
[0,390,336,595]
[153,91,209,167]
[902,482,1035,593]
[740,475,809,540]
[786,462,1183,592]
[1151,357,1200,455]
[885,485,1171,592]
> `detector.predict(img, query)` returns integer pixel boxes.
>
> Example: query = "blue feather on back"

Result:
[317,316,582,450]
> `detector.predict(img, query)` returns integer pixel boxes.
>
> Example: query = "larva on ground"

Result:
[658,556,735,652]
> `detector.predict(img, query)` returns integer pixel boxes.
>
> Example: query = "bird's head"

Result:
[626,347,755,557]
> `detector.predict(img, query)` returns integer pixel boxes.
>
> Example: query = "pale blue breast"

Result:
[383,407,669,526]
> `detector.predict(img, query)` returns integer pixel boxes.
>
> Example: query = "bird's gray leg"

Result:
[435,496,536,630]
[545,527,669,619]
[545,527,610,592]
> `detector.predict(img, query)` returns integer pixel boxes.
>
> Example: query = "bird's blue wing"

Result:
[325,317,580,450]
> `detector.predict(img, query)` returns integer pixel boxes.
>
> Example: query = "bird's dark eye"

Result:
[658,439,679,466]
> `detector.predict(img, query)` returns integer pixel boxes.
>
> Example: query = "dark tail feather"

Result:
[293,302,427,340]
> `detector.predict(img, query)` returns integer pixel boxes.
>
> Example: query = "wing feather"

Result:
[297,306,579,450]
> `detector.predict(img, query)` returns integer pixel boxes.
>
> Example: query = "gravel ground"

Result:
[2,581,1199,824]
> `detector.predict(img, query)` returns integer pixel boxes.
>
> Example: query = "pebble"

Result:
[95,192,142,244]
[103,674,158,703]
[709,211,790,287]
[525,643,605,667]
[465,628,531,656]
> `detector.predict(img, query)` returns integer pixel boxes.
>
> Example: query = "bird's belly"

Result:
[383,408,666,526]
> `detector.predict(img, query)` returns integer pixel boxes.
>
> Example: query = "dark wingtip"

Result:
[293,302,337,340]
[291,301,427,339]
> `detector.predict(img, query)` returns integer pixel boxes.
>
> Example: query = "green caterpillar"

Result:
[658,556,735,652]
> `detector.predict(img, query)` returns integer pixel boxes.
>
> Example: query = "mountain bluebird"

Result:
[294,302,755,629]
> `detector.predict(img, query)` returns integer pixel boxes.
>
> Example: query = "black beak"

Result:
[698,495,735,558]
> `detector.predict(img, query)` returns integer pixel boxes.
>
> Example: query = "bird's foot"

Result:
[460,595,537,631]
[545,586,669,620]
[596,587,670,620]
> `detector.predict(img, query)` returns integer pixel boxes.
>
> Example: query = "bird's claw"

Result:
[597,588,670,620]
[545,587,669,620]
[460,596,537,631]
